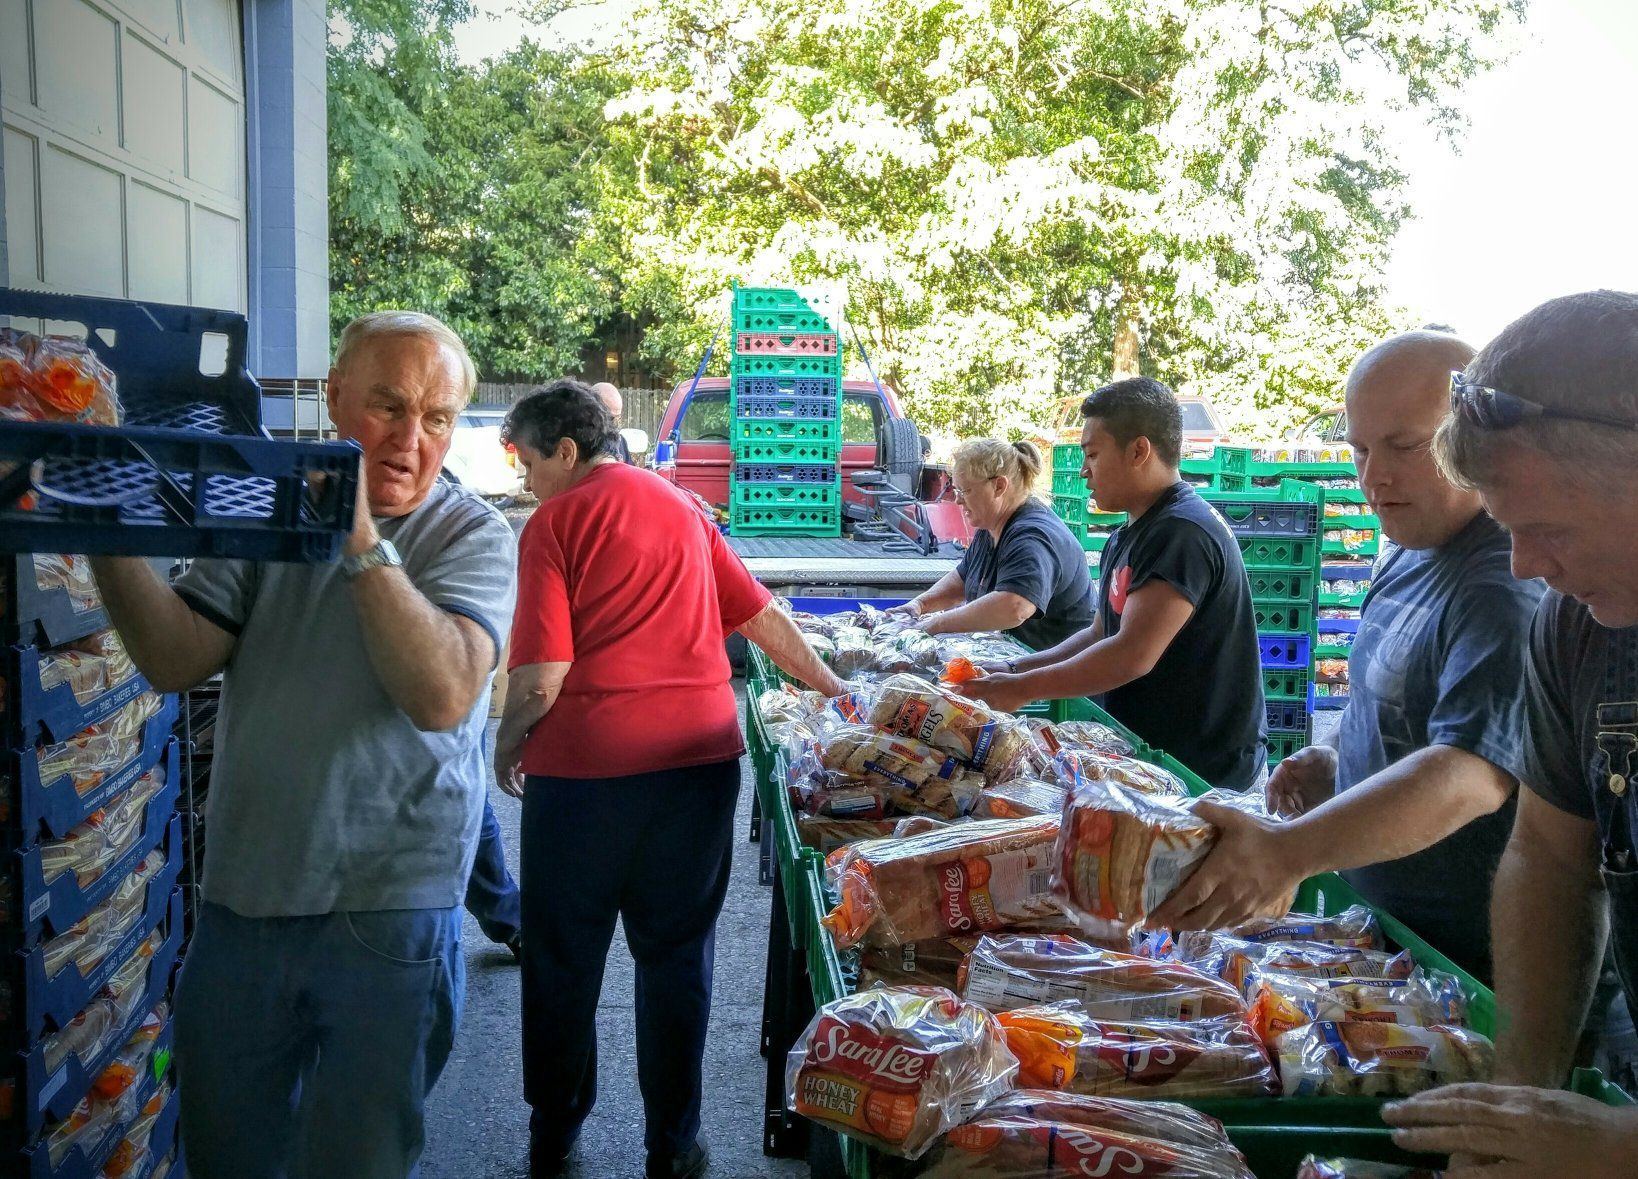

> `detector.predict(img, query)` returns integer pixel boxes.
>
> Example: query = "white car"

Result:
[444,408,523,501]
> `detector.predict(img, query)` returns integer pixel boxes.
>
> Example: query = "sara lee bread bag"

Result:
[1054,781,1217,931]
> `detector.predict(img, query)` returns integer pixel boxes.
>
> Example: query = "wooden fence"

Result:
[472,382,672,437]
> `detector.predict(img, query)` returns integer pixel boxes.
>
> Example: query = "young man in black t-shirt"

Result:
[1383,291,1638,1170]
[957,378,1267,791]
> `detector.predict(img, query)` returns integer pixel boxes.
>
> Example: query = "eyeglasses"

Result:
[952,476,998,503]
[1450,371,1638,433]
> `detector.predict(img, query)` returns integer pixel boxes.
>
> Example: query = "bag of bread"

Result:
[1031,719,1137,760]
[798,726,985,820]
[922,1106,1257,1178]
[960,1090,1240,1153]
[995,1003,1276,1099]
[786,986,1017,1159]
[1276,1020,1493,1097]
[1248,968,1468,1045]
[1051,750,1188,798]
[868,674,1034,782]
[1298,1160,1441,1179]
[861,937,984,991]
[958,935,1248,1022]
[1230,905,1383,951]
[1054,782,1216,931]
[797,816,901,855]
[970,778,1069,821]
[1172,931,1417,993]
[822,815,1066,949]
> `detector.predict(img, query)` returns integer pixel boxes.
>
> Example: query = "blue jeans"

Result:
[520,759,739,1160]
[464,799,521,945]
[174,902,464,1179]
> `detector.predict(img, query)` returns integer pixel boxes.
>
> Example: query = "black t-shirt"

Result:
[1521,591,1638,1014]
[1097,481,1266,790]
[956,500,1095,653]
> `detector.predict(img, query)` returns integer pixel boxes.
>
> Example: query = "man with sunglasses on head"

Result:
[1382,291,1638,1173]
[1150,330,1544,987]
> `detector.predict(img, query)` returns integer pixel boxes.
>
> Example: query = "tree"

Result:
[586,0,1524,436]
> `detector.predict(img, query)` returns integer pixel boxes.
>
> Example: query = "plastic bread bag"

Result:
[1050,750,1188,799]
[994,1002,1277,1099]
[1248,968,1469,1045]
[1275,1020,1492,1098]
[808,724,986,818]
[40,769,166,887]
[875,629,942,676]
[1229,904,1383,950]
[832,628,879,677]
[43,931,157,1075]
[1053,782,1216,934]
[757,684,830,736]
[785,985,1018,1159]
[43,850,164,980]
[868,673,1035,783]
[971,778,1069,821]
[895,815,973,839]
[798,816,902,855]
[47,1005,163,1167]
[936,632,1030,668]
[29,335,121,425]
[1030,720,1137,760]
[35,691,164,797]
[40,633,136,706]
[33,554,102,613]
[861,938,985,991]
[958,934,1248,1022]
[91,1002,166,1101]
[100,1082,170,1178]
[1172,932,1416,994]
[0,328,36,417]
[920,1096,1256,1178]
[822,815,1066,949]
[1298,1159,1442,1179]
[941,657,982,686]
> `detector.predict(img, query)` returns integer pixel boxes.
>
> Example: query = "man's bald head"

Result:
[1345,330,1476,410]
[590,381,623,423]
[1344,330,1482,550]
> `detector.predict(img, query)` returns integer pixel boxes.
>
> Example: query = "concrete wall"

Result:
[245,0,330,379]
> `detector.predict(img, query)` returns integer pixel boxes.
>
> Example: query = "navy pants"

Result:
[520,760,739,1159]
[464,798,521,945]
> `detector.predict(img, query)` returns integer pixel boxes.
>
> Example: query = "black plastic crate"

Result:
[0,289,358,562]
[1266,700,1310,734]
[732,462,839,485]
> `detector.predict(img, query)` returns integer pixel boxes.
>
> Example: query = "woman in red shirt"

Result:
[494,380,839,1179]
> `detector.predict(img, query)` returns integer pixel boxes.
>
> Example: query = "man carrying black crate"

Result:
[1378,291,1638,1172]
[956,376,1268,793]
[87,311,517,1179]
[1150,329,1545,988]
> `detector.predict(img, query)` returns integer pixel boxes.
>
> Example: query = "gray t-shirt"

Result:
[175,478,517,917]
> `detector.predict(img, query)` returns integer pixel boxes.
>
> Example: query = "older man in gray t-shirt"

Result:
[90,312,516,1179]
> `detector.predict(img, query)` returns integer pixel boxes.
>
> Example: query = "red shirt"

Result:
[510,463,772,778]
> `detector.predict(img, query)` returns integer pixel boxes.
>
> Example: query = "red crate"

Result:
[734,331,839,358]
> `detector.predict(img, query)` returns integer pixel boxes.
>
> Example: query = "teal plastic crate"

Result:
[731,483,840,508]
[731,438,841,464]
[733,305,838,334]
[1267,729,1306,765]
[733,283,840,316]
[1254,599,1315,635]
[1052,493,1087,526]
[1246,567,1318,605]
[730,504,842,536]
[730,418,842,448]
[1240,535,1321,570]
[729,352,843,380]
[1052,442,1081,472]
[1051,470,1085,496]
[1263,667,1311,702]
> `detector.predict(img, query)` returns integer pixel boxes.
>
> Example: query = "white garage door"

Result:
[1,0,247,311]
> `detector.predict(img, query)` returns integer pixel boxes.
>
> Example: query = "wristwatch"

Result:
[341,537,402,580]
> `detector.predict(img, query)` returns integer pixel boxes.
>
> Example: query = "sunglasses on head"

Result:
[1450,371,1638,432]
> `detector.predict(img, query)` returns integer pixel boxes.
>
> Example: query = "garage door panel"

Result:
[36,0,120,144]
[183,0,239,85]
[122,0,184,44]
[123,32,186,174]
[41,145,125,296]
[0,3,33,109]
[187,75,240,197]
[128,181,189,303]
[3,127,42,284]
[191,205,241,312]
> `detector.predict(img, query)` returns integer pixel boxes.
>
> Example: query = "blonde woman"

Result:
[891,438,1094,651]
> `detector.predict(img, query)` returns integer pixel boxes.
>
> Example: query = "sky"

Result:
[449,0,1638,348]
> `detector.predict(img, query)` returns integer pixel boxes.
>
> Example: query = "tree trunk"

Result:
[1112,289,1141,378]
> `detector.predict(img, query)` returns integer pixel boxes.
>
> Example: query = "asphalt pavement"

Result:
[420,695,809,1179]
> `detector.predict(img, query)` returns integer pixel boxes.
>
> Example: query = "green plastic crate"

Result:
[733,283,840,316]
[729,352,843,381]
[731,504,842,536]
[730,418,842,448]
[1254,599,1315,635]
[1053,493,1088,526]
[1247,567,1318,604]
[1240,535,1321,570]
[732,438,841,464]
[1249,459,1358,481]
[1263,667,1311,702]
[1051,470,1085,496]
[733,305,838,334]
[1267,730,1306,765]
[731,483,841,509]
[1052,442,1082,472]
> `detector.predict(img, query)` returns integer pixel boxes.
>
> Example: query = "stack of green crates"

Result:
[1050,443,1125,579]
[728,285,845,537]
